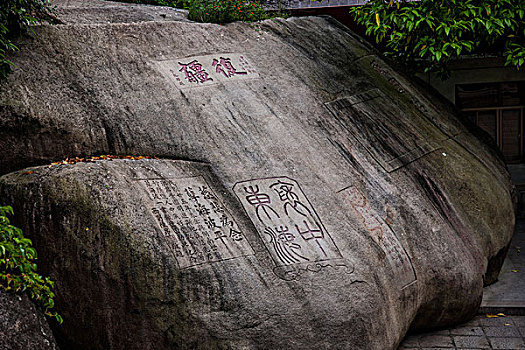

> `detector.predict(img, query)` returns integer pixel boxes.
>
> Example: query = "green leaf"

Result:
[0,206,61,323]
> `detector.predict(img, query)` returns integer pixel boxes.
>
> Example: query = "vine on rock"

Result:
[0,205,62,323]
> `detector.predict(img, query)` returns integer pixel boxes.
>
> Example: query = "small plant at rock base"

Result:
[188,0,268,24]
[0,205,62,323]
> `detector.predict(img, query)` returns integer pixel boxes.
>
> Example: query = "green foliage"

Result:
[187,0,269,23]
[0,205,62,324]
[350,0,525,78]
[0,0,55,79]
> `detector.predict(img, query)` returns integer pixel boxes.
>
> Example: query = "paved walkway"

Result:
[399,315,525,349]
[398,215,525,349]
[481,219,525,314]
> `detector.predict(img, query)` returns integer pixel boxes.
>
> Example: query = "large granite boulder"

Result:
[0,1,515,349]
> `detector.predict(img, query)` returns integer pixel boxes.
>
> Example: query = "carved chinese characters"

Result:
[338,186,416,289]
[234,177,352,280]
[178,60,213,84]
[156,53,259,89]
[141,176,254,269]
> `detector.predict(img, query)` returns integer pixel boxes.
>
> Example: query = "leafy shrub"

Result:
[0,205,62,323]
[0,0,55,79]
[187,0,268,23]
[350,0,525,78]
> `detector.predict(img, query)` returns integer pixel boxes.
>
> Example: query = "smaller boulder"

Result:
[0,290,59,350]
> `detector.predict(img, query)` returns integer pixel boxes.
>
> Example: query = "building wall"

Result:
[418,59,525,104]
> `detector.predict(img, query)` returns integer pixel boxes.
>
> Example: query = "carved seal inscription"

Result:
[234,177,352,280]
[338,186,416,289]
[140,176,254,269]
[156,53,259,89]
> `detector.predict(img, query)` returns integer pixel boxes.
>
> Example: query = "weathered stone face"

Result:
[50,0,190,25]
[0,2,515,349]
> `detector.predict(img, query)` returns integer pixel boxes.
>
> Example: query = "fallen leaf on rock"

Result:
[486,314,499,318]
[23,171,34,175]
[48,155,158,167]
[511,270,519,273]
[497,313,506,316]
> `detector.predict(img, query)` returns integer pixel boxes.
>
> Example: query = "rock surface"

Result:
[0,291,59,350]
[0,2,516,349]
[51,0,189,25]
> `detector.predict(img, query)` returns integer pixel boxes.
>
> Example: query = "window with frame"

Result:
[456,82,525,163]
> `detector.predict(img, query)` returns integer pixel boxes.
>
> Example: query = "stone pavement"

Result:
[399,216,525,349]
[399,315,525,349]
[481,219,525,314]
